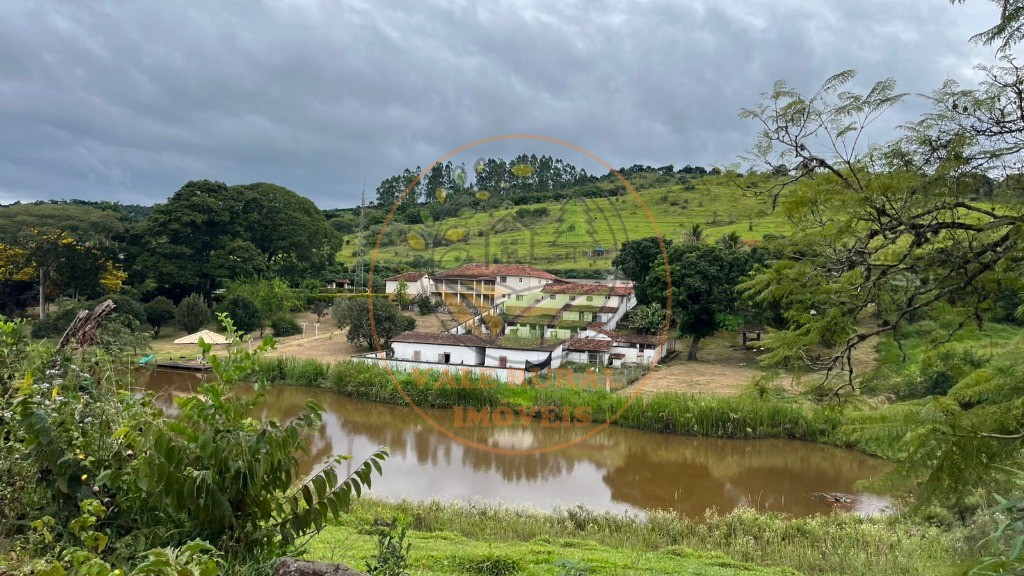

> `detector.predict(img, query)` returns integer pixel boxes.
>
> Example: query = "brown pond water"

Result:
[138,369,893,518]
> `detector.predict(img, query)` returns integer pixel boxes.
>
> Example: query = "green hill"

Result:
[337,172,789,273]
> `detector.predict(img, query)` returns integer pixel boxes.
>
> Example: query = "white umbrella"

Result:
[173,330,231,345]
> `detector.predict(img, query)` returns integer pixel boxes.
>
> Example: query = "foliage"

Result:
[647,243,754,360]
[413,295,434,316]
[611,237,669,298]
[144,297,177,338]
[365,517,412,576]
[218,294,262,334]
[627,302,667,335]
[740,66,1024,399]
[176,294,210,334]
[305,499,966,576]
[952,0,1024,53]
[269,314,302,337]
[332,297,415,348]
[971,467,1024,575]
[394,280,410,309]
[137,180,341,298]
[309,299,331,322]
[222,278,301,336]
[0,313,388,571]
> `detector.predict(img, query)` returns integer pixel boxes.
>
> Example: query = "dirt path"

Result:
[263,311,443,362]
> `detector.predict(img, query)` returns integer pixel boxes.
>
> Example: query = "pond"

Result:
[138,369,892,518]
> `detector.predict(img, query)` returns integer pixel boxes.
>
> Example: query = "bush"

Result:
[31,305,86,338]
[145,296,177,337]
[218,294,262,334]
[270,314,302,337]
[176,293,210,334]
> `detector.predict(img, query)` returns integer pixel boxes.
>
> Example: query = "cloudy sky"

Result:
[0,0,1003,208]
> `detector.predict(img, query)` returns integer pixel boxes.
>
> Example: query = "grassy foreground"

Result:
[304,499,967,576]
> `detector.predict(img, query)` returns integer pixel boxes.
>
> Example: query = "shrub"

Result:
[270,314,302,337]
[31,304,85,338]
[218,294,262,334]
[144,296,177,337]
[176,293,210,334]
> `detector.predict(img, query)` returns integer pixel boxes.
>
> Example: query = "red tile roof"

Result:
[432,263,563,281]
[391,331,490,347]
[565,338,613,352]
[385,272,426,282]
[541,283,633,296]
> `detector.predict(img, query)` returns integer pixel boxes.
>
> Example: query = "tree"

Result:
[612,237,670,298]
[309,299,331,322]
[628,303,667,335]
[647,244,753,360]
[717,231,744,250]
[394,280,410,309]
[176,293,210,334]
[222,278,299,336]
[739,68,1024,395]
[685,223,706,244]
[145,296,177,337]
[332,297,415,348]
[218,294,262,334]
[953,0,1024,53]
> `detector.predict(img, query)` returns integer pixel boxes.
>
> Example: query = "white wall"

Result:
[353,355,529,384]
[392,341,483,365]
[385,277,429,295]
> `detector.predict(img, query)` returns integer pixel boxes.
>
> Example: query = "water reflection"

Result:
[138,369,892,518]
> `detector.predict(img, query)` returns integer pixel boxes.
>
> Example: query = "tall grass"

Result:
[324,498,968,576]
[251,357,843,442]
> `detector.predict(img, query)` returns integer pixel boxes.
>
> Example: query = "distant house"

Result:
[327,278,351,290]
[384,272,429,296]
[428,263,564,312]
[352,262,671,384]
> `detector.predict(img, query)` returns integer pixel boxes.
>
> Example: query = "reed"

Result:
[307,498,968,576]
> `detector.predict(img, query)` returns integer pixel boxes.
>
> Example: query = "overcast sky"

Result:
[0,0,1003,208]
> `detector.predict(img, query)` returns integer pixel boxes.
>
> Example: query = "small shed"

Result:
[327,278,352,290]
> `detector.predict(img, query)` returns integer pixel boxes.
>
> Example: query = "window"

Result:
[500,276,507,283]
[586,296,593,302]
[498,356,507,368]
[549,295,556,300]
[439,352,451,363]
[413,350,421,361]
[518,277,523,283]
[587,352,600,364]
[516,294,524,301]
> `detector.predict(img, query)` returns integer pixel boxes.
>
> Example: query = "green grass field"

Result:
[340,174,791,271]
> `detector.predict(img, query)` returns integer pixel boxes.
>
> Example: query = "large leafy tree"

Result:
[646,244,753,360]
[138,181,341,298]
[612,236,670,304]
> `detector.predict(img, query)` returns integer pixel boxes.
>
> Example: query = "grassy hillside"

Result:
[337,173,790,272]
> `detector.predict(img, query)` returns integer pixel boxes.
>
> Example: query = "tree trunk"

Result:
[38,266,46,320]
[274,557,366,576]
[687,335,701,361]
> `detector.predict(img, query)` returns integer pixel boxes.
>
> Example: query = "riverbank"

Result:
[304,499,966,576]
[251,356,850,445]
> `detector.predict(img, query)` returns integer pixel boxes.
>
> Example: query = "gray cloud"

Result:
[0,0,1002,207]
